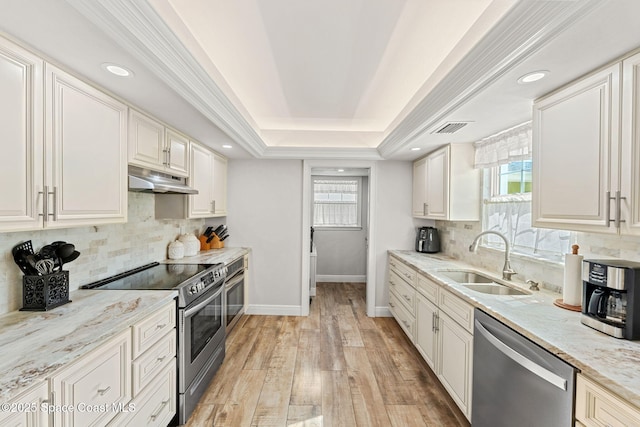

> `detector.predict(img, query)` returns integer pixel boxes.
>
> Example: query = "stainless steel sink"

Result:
[461,283,529,296]
[440,271,496,284]
[438,270,530,296]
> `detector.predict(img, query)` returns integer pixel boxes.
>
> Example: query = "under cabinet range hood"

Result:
[128,166,198,194]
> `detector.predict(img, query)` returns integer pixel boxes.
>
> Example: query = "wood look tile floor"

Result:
[185,282,469,427]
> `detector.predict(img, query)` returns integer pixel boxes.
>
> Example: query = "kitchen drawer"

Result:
[576,374,640,427]
[439,288,474,333]
[132,301,176,358]
[389,290,414,340]
[417,273,439,304]
[389,256,417,286]
[109,361,177,427]
[389,270,416,314]
[132,330,176,396]
[50,329,131,427]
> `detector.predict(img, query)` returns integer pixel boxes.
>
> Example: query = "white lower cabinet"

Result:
[49,330,131,427]
[0,381,48,427]
[388,255,474,420]
[575,374,640,427]
[26,301,178,427]
[415,292,438,370]
[437,310,473,417]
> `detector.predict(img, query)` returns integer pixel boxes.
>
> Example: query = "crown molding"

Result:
[262,146,383,160]
[65,0,267,158]
[377,0,603,159]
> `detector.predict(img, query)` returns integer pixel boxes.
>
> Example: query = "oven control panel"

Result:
[187,268,226,296]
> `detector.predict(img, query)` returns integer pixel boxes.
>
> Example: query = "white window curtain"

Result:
[313,178,360,227]
[474,122,532,169]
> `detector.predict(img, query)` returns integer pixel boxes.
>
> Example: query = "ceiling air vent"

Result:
[432,122,470,134]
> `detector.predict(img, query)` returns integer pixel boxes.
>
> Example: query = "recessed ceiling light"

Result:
[411,147,421,151]
[101,63,133,77]
[222,144,233,149]
[337,169,345,172]
[517,70,549,84]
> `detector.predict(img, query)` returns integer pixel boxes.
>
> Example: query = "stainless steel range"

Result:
[82,262,227,425]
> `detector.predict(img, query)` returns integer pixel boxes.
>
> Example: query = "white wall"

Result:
[224,159,303,314]
[373,161,435,311]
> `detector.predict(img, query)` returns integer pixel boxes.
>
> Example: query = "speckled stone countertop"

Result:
[389,250,640,408]
[163,247,250,266]
[0,289,177,402]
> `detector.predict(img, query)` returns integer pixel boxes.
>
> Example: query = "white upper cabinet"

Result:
[45,64,128,229]
[412,157,428,217]
[532,63,621,234]
[188,141,227,218]
[128,110,189,178]
[0,36,127,233]
[0,36,43,232]
[412,144,480,221]
[621,51,640,235]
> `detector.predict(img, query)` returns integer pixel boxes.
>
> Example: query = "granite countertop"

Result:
[164,247,250,266]
[389,250,640,409]
[0,289,177,402]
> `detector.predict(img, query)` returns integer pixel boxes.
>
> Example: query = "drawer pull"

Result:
[156,323,167,330]
[389,302,395,308]
[390,280,396,287]
[97,386,111,396]
[403,294,411,302]
[150,399,170,421]
[157,355,167,363]
[402,320,410,328]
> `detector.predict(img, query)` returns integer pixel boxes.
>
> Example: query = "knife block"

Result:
[209,234,224,249]
[21,270,71,311]
[199,235,211,251]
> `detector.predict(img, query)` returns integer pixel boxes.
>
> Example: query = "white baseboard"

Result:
[316,274,366,283]
[245,304,302,316]
[376,306,392,317]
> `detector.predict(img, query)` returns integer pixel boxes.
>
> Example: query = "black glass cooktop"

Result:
[81,262,214,291]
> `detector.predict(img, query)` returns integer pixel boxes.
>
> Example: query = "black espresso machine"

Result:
[581,259,640,340]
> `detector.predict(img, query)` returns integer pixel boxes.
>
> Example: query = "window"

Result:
[313,177,361,228]
[483,160,570,260]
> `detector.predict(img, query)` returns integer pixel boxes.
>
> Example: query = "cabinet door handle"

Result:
[162,148,169,166]
[606,191,627,228]
[167,149,172,167]
[434,313,439,332]
[97,386,111,396]
[157,355,167,363]
[39,186,49,222]
[51,187,58,221]
[211,200,216,212]
[150,400,170,421]
[156,323,167,330]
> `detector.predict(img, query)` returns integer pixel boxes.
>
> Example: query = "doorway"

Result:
[301,160,377,317]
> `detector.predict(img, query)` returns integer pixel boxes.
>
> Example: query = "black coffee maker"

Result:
[582,259,640,340]
[416,227,440,253]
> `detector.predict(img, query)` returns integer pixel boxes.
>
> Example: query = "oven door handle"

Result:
[184,286,224,318]
[225,272,244,289]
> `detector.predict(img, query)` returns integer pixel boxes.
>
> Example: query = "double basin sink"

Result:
[438,270,530,296]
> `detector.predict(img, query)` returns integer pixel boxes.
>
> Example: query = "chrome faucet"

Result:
[469,231,517,281]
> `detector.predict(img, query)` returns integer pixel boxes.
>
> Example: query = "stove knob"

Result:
[190,285,198,294]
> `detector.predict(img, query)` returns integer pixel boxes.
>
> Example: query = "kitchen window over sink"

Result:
[313,176,362,228]
[475,123,570,260]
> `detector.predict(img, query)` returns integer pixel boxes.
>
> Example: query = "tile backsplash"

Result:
[436,220,640,294]
[0,193,205,314]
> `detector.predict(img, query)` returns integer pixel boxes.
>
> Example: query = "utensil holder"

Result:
[21,271,71,311]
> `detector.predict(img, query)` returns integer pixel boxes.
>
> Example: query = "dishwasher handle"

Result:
[475,319,567,391]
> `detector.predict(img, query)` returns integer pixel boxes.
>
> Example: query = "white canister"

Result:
[168,240,185,260]
[179,233,200,257]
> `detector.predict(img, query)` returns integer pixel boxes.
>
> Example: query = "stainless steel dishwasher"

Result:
[472,309,576,427]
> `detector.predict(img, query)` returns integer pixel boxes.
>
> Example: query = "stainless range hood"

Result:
[128,166,198,194]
